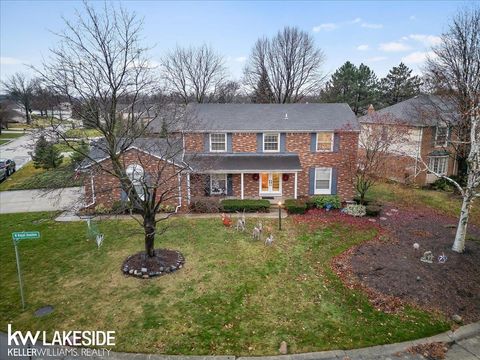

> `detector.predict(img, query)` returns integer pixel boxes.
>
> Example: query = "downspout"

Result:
[414,127,423,179]
[175,173,182,213]
[85,171,96,207]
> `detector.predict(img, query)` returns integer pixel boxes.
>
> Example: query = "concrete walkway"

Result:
[0,322,478,359]
[0,187,84,214]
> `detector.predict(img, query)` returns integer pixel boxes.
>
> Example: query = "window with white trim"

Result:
[210,133,227,152]
[314,167,332,194]
[263,133,279,152]
[126,164,145,200]
[429,156,448,175]
[435,127,449,147]
[316,132,334,151]
[210,174,227,195]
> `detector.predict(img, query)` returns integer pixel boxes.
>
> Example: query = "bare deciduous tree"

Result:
[36,2,191,258]
[161,44,227,104]
[357,113,410,203]
[244,26,325,103]
[1,72,36,124]
[422,6,480,253]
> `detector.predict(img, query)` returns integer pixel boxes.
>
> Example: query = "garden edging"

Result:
[1,322,478,360]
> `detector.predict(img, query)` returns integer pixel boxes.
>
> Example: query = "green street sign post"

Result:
[12,231,40,309]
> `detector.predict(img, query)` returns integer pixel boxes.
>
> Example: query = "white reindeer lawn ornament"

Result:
[265,234,273,246]
[236,210,246,232]
[253,226,261,240]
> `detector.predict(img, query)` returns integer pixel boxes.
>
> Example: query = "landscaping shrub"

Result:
[429,178,453,192]
[284,199,307,214]
[343,204,366,217]
[309,195,341,209]
[221,199,270,213]
[365,204,381,217]
[353,196,370,205]
[190,197,222,213]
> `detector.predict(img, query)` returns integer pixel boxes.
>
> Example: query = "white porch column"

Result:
[186,173,191,205]
[241,173,244,199]
[294,172,298,199]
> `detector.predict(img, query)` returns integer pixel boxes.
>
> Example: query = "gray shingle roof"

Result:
[185,153,302,173]
[176,103,359,132]
[79,137,184,169]
[359,95,458,127]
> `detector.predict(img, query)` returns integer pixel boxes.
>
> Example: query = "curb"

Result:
[1,322,479,360]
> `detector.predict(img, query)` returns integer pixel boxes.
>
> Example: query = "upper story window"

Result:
[263,133,280,152]
[435,127,449,147]
[316,132,334,151]
[210,133,227,152]
[429,156,448,175]
[314,167,332,194]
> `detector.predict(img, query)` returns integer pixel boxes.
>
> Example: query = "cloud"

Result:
[234,56,247,63]
[366,56,387,62]
[351,17,362,24]
[402,51,436,64]
[361,22,383,29]
[409,15,417,21]
[356,44,369,51]
[0,57,24,65]
[379,42,411,52]
[312,23,338,32]
[408,34,442,46]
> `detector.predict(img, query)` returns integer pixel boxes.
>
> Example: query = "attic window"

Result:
[435,127,448,147]
[210,133,227,152]
[316,132,334,151]
[263,133,280,152]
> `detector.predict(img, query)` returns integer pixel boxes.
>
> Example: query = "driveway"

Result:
[0,132,36,170]
[0,187,84,214]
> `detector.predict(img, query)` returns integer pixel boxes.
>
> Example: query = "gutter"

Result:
[175,173,182,213]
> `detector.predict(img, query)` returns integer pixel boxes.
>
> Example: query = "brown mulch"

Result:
[333,204,480,323]
[122,248,185,278]
[406,342,450,360]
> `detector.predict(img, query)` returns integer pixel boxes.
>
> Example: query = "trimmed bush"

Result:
[309,195,341,210]
[365,204,381,217]
[190,197,221,213]
[429,178,453,192]
[284,199,307,214]
[221,199,270,213]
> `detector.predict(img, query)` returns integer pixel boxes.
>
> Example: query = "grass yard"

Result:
[0,213,448,355]
[0,161,82,191]
[367,181,480,225]
[0,132,25,140]
[64,128,102,138]
[0,139,11,145]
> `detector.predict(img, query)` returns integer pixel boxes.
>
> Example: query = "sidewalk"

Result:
[0,322,478,359]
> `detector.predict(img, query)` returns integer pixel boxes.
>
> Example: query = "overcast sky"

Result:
[0,0,468,84]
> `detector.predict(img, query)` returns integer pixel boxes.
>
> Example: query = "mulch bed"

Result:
[298,207,480,323]
[122,249,185,279]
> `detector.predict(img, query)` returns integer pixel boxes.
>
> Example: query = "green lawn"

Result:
[0,139,11,145]
[367,181,479,225]
[0,132,25,139]
[0,213,448,355]
[64,128,101,138]
[0,161,82,191]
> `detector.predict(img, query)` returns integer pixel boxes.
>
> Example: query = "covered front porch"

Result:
[184,153,302,203]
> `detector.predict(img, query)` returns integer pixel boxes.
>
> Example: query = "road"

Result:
[0,187,84,214]
[0,132,36,170]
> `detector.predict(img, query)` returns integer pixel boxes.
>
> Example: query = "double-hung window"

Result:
[435,127,449,147]
[263,133,279,152]
[316,132,334,151]
[429,157,448,175]
[210,174,227,195]
[210,133,227,152]
[314,168,332,194]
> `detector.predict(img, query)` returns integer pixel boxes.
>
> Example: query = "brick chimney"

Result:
[367,104,375,115]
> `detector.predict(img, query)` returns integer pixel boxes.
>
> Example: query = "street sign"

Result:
[11,231,41,310]
[12,231,41,242]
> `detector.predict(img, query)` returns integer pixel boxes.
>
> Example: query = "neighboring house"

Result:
[80,103,360,211]
[359,95,458,185]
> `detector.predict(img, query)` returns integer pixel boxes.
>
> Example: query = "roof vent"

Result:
[285,113,288,120]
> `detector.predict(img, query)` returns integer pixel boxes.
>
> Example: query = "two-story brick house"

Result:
[81,103,360,211]
[358,95,458,185]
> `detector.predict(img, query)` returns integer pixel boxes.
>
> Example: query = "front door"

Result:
[260,172,281,195]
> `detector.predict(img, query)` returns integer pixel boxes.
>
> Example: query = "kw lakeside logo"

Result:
[7,324,115,357]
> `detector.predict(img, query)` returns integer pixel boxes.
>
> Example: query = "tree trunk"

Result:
[452,190,473,253]
[25,106,31,124]
[144,213,156,257]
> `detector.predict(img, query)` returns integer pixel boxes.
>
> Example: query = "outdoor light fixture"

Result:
[278,201,282,230]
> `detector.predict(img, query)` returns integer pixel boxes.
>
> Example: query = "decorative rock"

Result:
[279,341,287,354]
[416,276,421,281]
[141,267,148,273]
[413,243,420,250]
[380,217,387,221]
[452,314,462,324]
[179,264,183,269]
[142,274,149,279]
[391,209,398,212]
[368,218,376,222]
[159,267,164,272]
[385,212,393,216]
[129,269,134,274]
